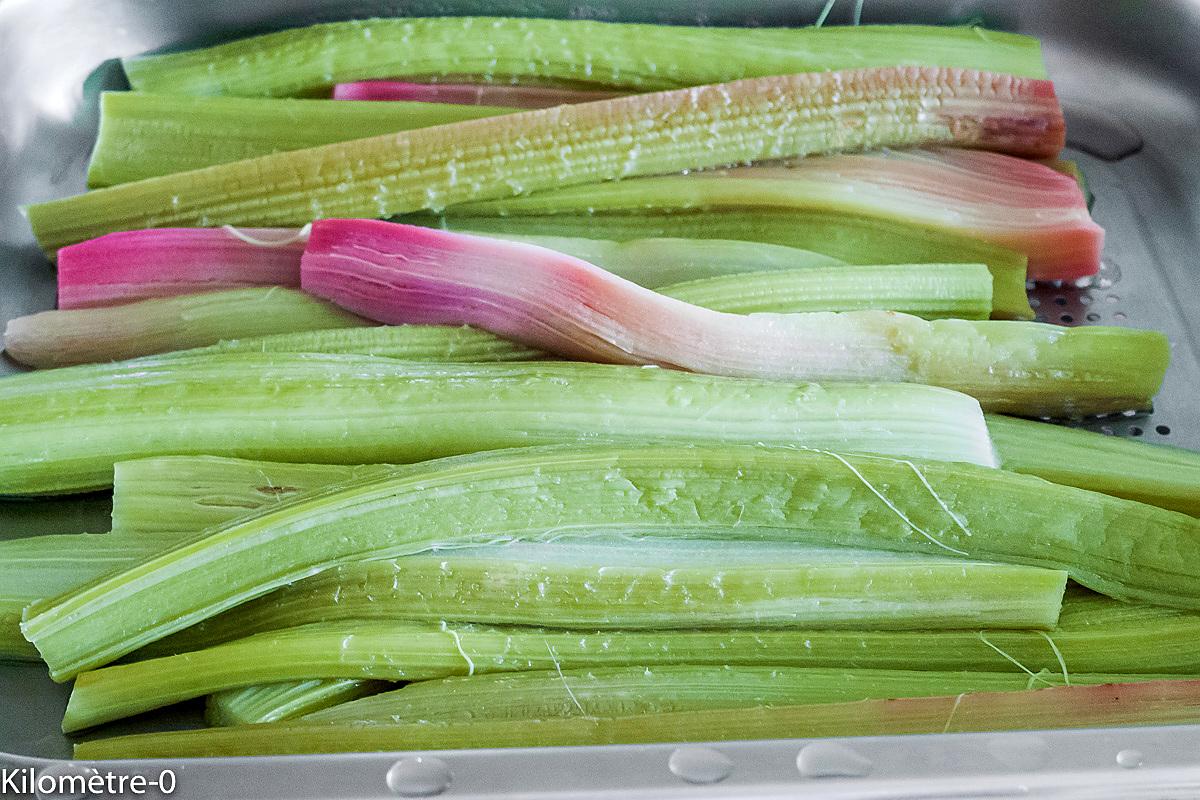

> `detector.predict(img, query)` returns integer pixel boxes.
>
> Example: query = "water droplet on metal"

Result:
[37,763,99,800]
[986,734,1050,770]
[1116,749,1144,769]
[386,756,452,797]
[668,746,733,784]
[796,742,873,778]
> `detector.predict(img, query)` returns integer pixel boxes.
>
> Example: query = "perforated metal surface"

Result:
[1,0,1199,795]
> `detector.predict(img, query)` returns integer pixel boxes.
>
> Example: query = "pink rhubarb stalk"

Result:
[766,148,1102,281]
[332,80,625,107]
[57,227,306,309]
[845,148,1102,281]
[504,148,1098,282]
[300,219,1168,417]
[455,148,1101,281]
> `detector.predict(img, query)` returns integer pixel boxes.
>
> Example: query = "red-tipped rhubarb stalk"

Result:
[301,220,1167,417]
[25,67,1066,254]
[451,148,1103,282]
[57,227,306,309]
[332,81,625,107]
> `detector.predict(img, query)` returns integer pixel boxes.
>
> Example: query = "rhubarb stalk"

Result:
[3,288,367,369]
[301,220,1166,417]
[438,211,1035,320]
[121,18,1048,97]
[302,666,1160,725]
[74,680,1200,759]
[25,67,1065,254]
[0,357,998,495]
[206,680,388,726]
[445,149,1103,282]
[54,225,981,318]
[57,227,307,309]
[23,442,1200,680]
[86,92,514,187]
[56,225,845,309]
[989,414,1200,516]
[139,538,1067,658]
[200,586,1200,725]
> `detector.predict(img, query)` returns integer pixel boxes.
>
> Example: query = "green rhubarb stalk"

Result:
[206,679,387,727]
[0,602,33,660]
[111,457,386,536]
[438,212,1035,320]
[2,288,366,369]
[87,92,515,187]
[74,679,1200,759]
[80,586,1200,730]
[142,538,1067,658]
[25,442,1200,681]
[0,532,183,660]
[659,264,993,319]
[145,588,1200,678]
[64,621,1081,731]
[200,586,1200,725]
[104,451,1200,680]
[121,18,1047,97]
[470,234,845,287]
[0,357,999,495]
[989,415,1200,516]
[25,66,1064,254]
[177,325,542,363]
[303,665,1163,725]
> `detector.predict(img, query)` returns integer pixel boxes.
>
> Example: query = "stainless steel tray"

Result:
[2,0,1199,797]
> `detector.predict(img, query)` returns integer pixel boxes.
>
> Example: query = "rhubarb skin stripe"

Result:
[332,81,626,107]
[57,228,306,309]
[25,67,1065,254]
[301,220,1165,417]
[73,679,1200,758]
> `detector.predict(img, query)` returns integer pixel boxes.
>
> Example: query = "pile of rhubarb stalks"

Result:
[3,16,1200,760]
